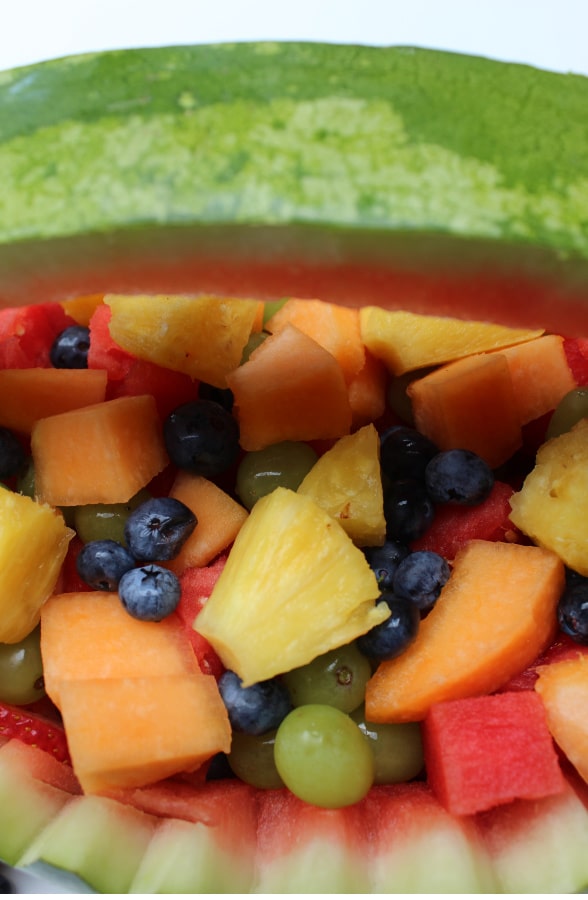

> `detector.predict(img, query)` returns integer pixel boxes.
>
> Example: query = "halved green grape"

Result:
[236,441,318,510]
[351,705,424,784]
[73,488,151,545]
[546,387,588,440]
[274,704,374,808]
[282,643,372,713]
[0,626,45,705]
[228,729,285,789]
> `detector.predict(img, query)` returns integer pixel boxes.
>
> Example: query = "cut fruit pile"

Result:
[2,293,588,892]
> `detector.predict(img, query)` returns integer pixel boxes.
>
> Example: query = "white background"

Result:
[1,0,588,75]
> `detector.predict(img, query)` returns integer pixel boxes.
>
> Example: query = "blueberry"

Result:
[380,426,439,482]
[357,593,420,661]
[363,540,410,591]
[393,550,451,615]
[118,564,181,621]
[49,325,90,369]
[164,399,240,478]
[558,582,588,644]
[383,479,435,543]
[198,382,234,412]
[0,868,13,893]
[124,497,197,561]
[425,449,494,505]
[76,539,136,591]
[0,428,26,480]
[218,670,292,735]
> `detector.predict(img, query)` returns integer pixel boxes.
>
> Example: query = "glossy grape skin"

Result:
[49,325,90,368]
[228,730,285,789]
[425,449,494,505]
[164,399,240,478]
[351,707,424,784]
[73,489,151,545]
[383,479,435,543]
[0,626,45,705]
[547,388,588,440]
[380,425,439,482]
[236,441,318,510]
[274,704,375,808]
[282,643,372,714]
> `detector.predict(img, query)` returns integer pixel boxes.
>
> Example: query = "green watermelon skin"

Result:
[1,43,587,333]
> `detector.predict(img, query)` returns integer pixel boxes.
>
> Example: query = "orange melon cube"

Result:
[408,352,522,468]
[31,395,169,506]
[166,471,249,572]
[347,351,388,428]
[0,368,107,434]
[265,298,365,384]
[495,334,576,425]
[227,324,352,451]
[365,540,564,723]
[58,674,231,793]
[60,293,104,325]
[40,592,200,709]
[535,656,588,786]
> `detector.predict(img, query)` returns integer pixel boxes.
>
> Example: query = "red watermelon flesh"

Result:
[423,691,566,816]
[0,304,76,369]
[500,631,588,692]
[176,556,228,678]
[563,337,588,386]
[410,480,518,559]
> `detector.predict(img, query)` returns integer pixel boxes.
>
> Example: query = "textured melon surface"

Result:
[0,43,587,333]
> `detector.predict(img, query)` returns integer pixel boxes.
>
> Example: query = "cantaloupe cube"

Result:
[535,656,588,786]
[495,334,576,425]
[166,471,249,572]
[408,352,523,468]
[40,592,200,708]
[59,674,231,793]
[32,394,169,506]
[0,368,107,434]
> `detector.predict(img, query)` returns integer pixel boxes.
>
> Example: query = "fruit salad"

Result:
[2,293,588,892]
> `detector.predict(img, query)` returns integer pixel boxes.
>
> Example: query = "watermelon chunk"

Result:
[563,337,588,386]
[500,631,588,692]
[423,691,566,816]
[410,481,517,559]
[177,556,228,678]
[0,303,76,369]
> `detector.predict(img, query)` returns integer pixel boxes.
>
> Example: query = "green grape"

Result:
[236,441,318,510]
[262,298,287,325]
[351,706,424,784]
[282,643,372,713]
[228,729,284,789]
[73,488,152,545]
[241,331,267,363]
[274,704,374,808]
[0,626,45,705]
[547,388,588,440]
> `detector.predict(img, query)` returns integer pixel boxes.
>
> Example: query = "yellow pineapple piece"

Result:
[360,307,543,375]
[0,490,72,643]
[196,487,388,685]
[297,424,385,547]
[105,294,262,388]
[509,419,588,575]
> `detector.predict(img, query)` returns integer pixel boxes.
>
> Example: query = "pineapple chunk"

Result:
[509,419,588,576]
[360,307,543,375]
[0,490,72,642]
[297,424,385,547]
[196,487,387,685]
[105,294,262,388]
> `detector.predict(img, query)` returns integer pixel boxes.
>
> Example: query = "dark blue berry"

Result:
[218,670,292,735]
[383,479,435,543]
[393,550,451,614]
[363,540,410,591]
[198,382,234,412]
[76,539,136,591]
[118,564,181,621]
[124,497,197,561]
[0,868,13,893]
[0,428,26,480]
[380,426,439,482]
[425,449,494,505]
[50,325,90,369]
[164,400,240,477]
[357,593,420,661]
[558,582,588,644]
[205,752,235,780]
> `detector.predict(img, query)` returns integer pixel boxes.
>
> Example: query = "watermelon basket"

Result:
[1,42,588,893]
